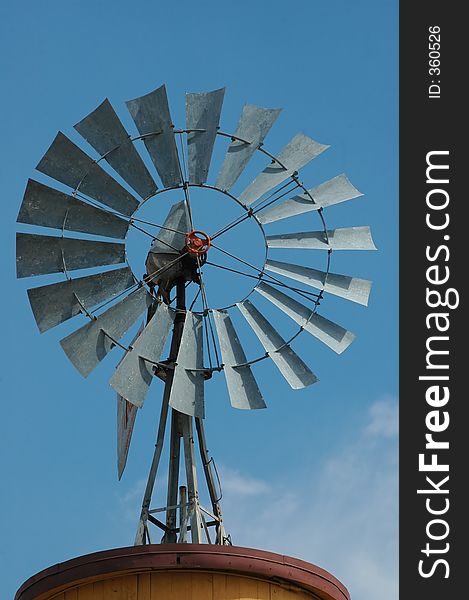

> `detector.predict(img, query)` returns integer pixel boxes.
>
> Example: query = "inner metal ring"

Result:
[135,180,269,312]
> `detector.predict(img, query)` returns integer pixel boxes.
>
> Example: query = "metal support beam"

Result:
[134,280,186,545]
[181,414,203,543]
[133,279,229,546]
[162,410,182,543]
[195,417,228,544]
[179,486,188,543]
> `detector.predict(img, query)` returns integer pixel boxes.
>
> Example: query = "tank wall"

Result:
[39,571,312,600]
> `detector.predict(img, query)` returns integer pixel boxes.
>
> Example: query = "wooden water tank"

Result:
[15,545,350,600]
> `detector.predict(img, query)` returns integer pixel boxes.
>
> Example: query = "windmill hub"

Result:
[185,229,211,255]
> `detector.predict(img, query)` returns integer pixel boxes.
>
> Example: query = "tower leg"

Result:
[178,485,188,543]
[134,392,170,545]
[181,413,203,543]
[195,417,228,544]
[162,410,182,543]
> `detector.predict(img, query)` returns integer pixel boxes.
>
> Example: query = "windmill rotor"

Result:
[16,83,376,546]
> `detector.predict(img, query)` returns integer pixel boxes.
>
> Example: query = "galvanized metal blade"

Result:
[256,282,355,354]
[60,287,152,377]
[169,312,205,418]
[265,259,372,306]
[258,174,363,225]
[237,300,317,389]
[117,395,138,480]
[212,309,266,410]
[109,303,175,408]
[36,132,139,216]
[238,133,329,206]
[126,84,182,188]
[74,98,157,200]
[117,322,145,480]
[16,233,125,278]
[215,104,282,191]
[266,226,377,251]
[148,200,190,254]
[27,266,135,333]
[186,88,225,184]
[17,179,129,239]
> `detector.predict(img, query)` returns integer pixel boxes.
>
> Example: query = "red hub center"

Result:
[185,230,211,255]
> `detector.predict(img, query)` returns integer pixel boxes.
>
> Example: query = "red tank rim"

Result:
[15,544,350,600]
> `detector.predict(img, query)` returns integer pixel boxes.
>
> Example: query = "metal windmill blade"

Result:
[60,286,152,377]
[186,88,225,185]
[256,282,355,354]
[266,226,377,251]
[213,309,266,410]
[238,133,330,205]
[169,311,205,418]
[17,82,376,549]
[36,132,139,216]
[237,299,318,389]
[265,259,372,306]
[109,303,175,408]
[258,174,363,224]
[17,179,129,239]
[216,104,282,192]
[74,98,158,200]
[126,84,182,188]
[117,321,145,480]
[117,393,139,481]
[27,267,136,333]
[16,233,125,278]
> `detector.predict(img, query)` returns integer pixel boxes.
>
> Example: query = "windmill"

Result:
[16,84,375,592]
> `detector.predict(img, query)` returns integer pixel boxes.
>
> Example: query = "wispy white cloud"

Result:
[365,395,399,438]
[116,474,167,524]
[219,397,398,600]
[218,466,271,496]
[118,478,146,522]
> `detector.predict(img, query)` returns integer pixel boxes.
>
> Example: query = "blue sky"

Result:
[0,1,398,599]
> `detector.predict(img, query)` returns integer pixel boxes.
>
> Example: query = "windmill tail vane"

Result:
[16,83,376,546]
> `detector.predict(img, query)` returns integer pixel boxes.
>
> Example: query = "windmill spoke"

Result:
[90,252,190,315]
[74,191,188,236]
[210,243,321,306]
[210,180,299,243]
[73,190,187,251]
[188,286,202,311]
[130,215,187,235]
[205,261,320,300]
[205,260,261,281]
[250,179,300,213]
[129,221,179,251]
